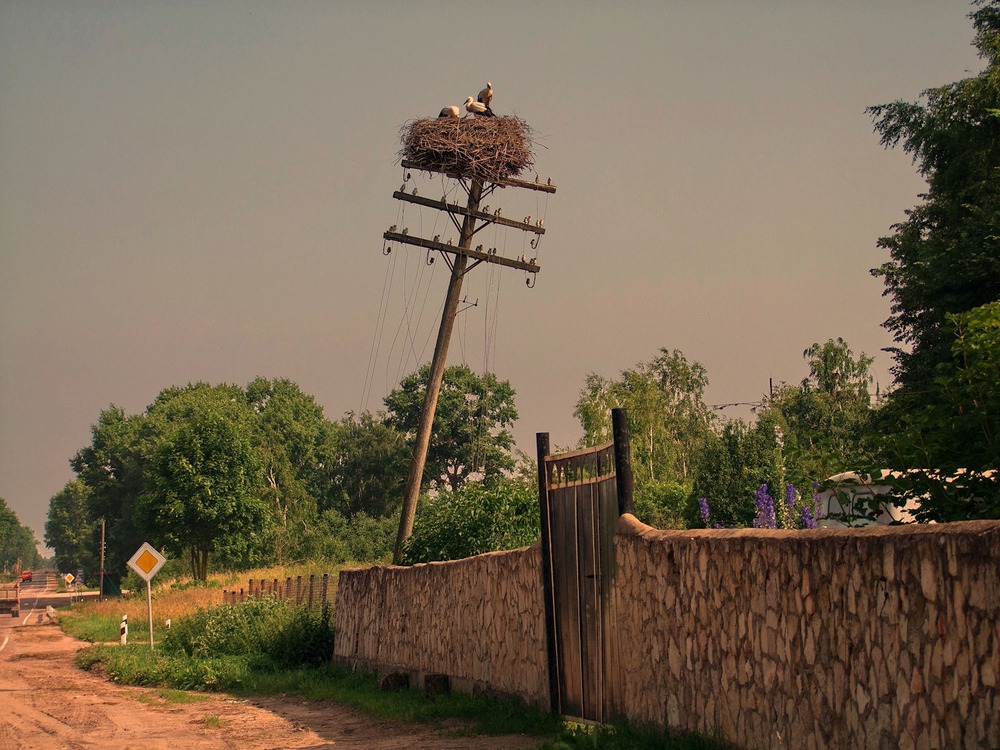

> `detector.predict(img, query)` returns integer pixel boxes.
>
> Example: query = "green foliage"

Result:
[319,411,409,519]
[761,338,877,489]
[44,480,97,577]
[633,480,691,529]
[308,509,395,564]
[575,348,713,487]
[690,417,784,528]
[0,496,41,571]
[867,1,1000,397]
[267,604,335,668]
[385,364,518,492]
[402,478,539,564]
[165,596,292,658]
[139,384,270,579]
[877,301,1000,520]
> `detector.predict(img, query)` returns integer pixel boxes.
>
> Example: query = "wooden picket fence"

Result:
[223,573,334,610]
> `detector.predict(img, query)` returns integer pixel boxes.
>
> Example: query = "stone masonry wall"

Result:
[332,518,999,749]
[614,516,1000,750]
[333,543,549,707]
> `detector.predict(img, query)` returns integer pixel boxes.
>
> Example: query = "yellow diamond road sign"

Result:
[64,573,74,584]
[127,542,166,582]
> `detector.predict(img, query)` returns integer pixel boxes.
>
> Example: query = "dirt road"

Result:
[0,616,544,750]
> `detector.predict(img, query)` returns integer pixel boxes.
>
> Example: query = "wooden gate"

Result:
[536,408,633,722]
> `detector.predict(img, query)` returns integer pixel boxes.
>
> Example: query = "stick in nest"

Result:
[398,116,535,183]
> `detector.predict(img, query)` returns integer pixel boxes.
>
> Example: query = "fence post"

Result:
[321,573,329,607]
[308,575,315,609]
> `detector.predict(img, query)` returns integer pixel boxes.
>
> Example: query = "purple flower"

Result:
[802,504,817,529]
[698,497,711,525]
[785,483,796,510]
[753,484,776,529]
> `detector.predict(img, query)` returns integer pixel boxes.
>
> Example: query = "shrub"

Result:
[402,478,539,564]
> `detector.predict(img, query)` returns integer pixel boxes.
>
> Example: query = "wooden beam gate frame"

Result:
[387,162,556,563]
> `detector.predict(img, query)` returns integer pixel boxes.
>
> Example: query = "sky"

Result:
[0,1,986,550]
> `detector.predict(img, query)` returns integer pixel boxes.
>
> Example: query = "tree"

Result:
[867,0,1000,397]
[0,497,41,573]
[401,478,539,564]
[44,481,97,577]
[317,412,409,519]
[881,301,1000,520]
[384,364,518,492]
[762,338,877,488]
[575,348,713,486]
[138,384,270,579]
[690,416,785,528]
[245,377,327,563]
[69,405,147,577]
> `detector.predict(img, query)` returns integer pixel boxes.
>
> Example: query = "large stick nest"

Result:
[399,116,534,183]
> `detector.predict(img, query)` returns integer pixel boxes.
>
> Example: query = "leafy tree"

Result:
[762,338,877,488]
[0,497,41,572]
[44,480,97,576]
[880,301,1000,519]
[402,478,539,564]
[575,348,713,485]
[317,411,409,519]
[138,384,270,579]
[867,0,1000,396]
[69,405,147,577]
[384,364,518,492]
[245,377,327,563]
[690,416,784,528]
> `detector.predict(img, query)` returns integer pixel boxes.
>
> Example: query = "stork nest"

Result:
[399,116,534,183]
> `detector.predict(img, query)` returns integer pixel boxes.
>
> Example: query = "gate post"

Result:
[612,408,634,515]
[536,432,561,714]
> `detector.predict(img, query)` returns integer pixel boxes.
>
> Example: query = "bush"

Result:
[633,480,690,529]
[402,478,539,564]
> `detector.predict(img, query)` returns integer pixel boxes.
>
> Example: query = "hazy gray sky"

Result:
[0,1,984,548]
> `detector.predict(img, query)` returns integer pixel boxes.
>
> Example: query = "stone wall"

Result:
[333,544,549,707]
[614,516,1000,750]
[332,518,999,749]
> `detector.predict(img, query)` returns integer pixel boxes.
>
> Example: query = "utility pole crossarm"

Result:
[400,159,558,194]
[383,230,540,274]
[391,191,545,235]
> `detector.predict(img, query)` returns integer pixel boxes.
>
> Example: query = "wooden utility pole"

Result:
[387,163,556,563]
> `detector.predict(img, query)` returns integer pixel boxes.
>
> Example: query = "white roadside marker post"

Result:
[120,614,128,646]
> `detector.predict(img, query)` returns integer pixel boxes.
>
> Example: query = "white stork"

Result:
[438,105,460,118]
[465,96,495,117]
[477,82,493,108]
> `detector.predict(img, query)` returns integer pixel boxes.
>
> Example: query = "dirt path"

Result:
[0,620,544,750]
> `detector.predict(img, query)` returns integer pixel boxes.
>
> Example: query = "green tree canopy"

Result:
[318,411,409,519]
[690,416,784,529]
[384,364,518,492]
[575,348,713,486]
[882,301,1000,520]
[69,405,147,576]
[868,0,1000,396]
[402,478,539,564]
[245,377,327,563]
[762,338,877,487]
[138,384,269,579]
[44,480,96,577]
[0,497,41,573]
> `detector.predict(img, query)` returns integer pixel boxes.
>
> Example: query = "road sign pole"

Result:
[146,579,154,649]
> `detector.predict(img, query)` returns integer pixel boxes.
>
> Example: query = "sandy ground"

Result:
[0,617,544,750]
